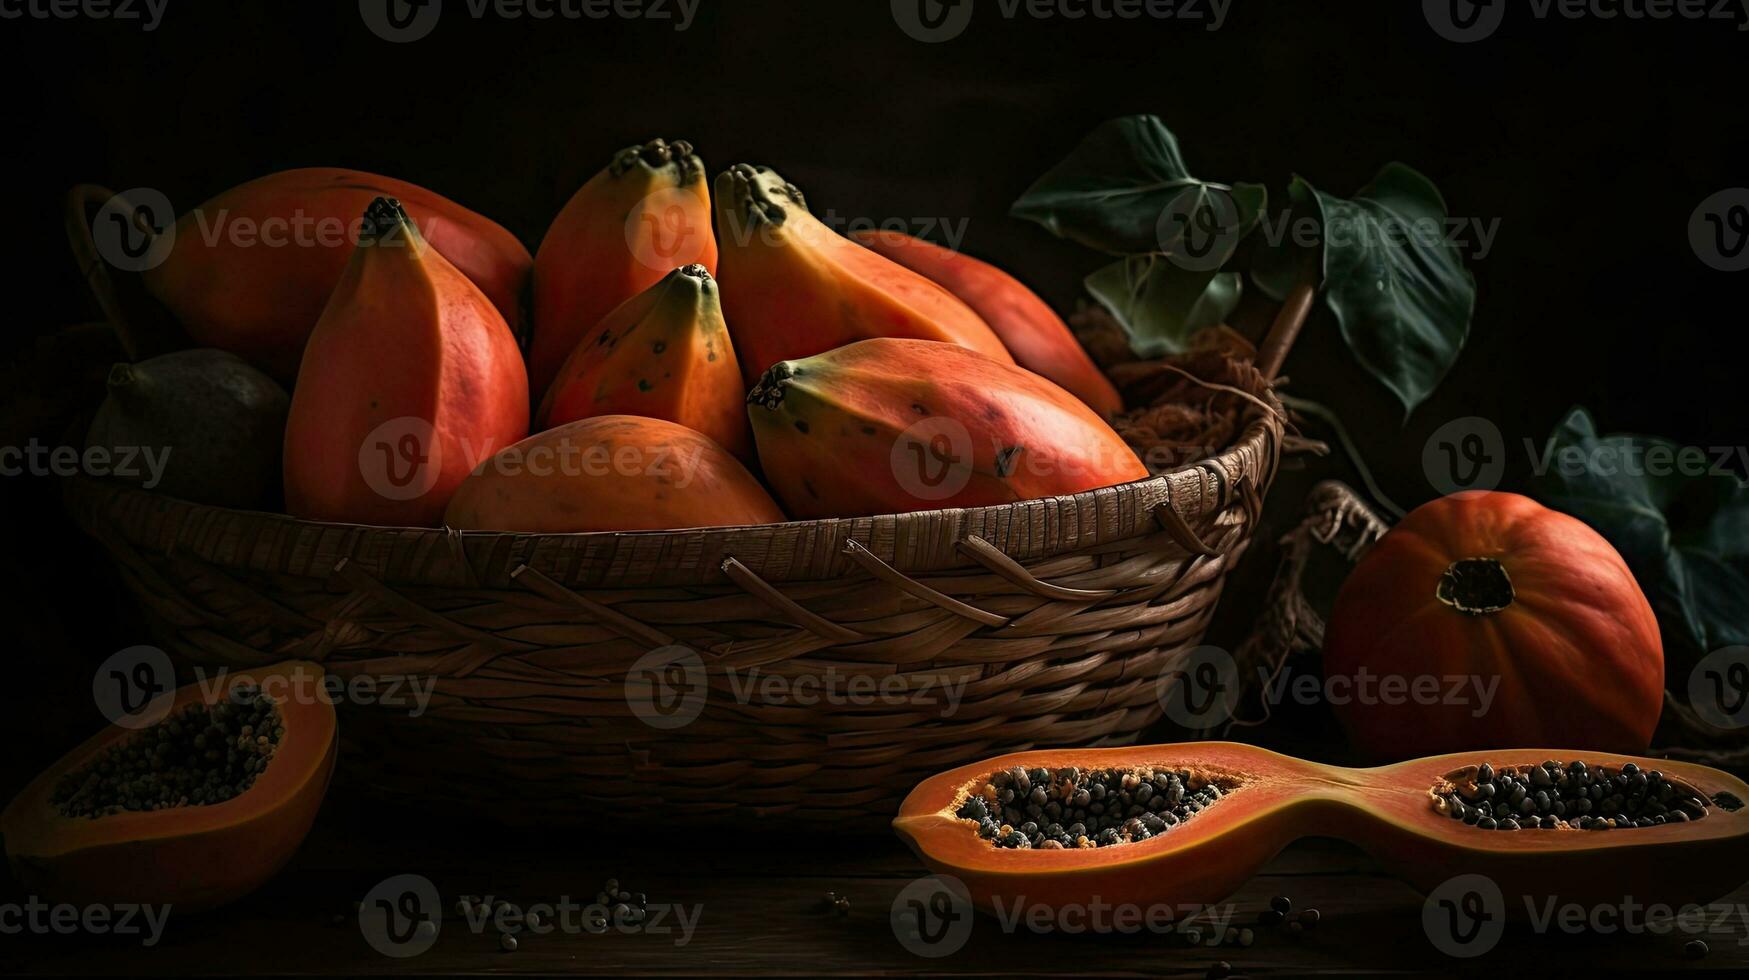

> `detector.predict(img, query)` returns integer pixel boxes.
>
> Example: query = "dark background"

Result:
[1,0,1743,803]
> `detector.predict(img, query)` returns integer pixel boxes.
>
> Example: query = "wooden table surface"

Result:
[5,792,1747,977]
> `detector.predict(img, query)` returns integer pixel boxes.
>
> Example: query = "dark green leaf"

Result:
[1085,256,1242,358]
[1011,115,1265,259]
[1532,407,1749,669]
[1265,164,1476,418]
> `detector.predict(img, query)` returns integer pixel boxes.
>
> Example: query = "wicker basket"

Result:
[64,350,1281,831]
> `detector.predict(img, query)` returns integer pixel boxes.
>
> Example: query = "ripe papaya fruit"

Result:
[529,138,717,400]
[1323,491,1664,761]
[747,338,1147,519]
[850,229,1122,417]
[284,197,529,527]
[714,164,1014,384]
[538,264,750,461]
[142,168,530,382]
[1,660,336,911]
[895,743,1749,926]
[443,415,785,533]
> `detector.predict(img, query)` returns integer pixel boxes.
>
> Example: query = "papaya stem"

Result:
[1255,282,1315,382]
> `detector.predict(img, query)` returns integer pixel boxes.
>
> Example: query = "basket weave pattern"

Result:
[66,373,1281,829]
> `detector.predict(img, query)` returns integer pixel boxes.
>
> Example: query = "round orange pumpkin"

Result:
[1322,491,1663,760]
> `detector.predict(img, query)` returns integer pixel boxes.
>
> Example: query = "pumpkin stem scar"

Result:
[1437,557,1514,615]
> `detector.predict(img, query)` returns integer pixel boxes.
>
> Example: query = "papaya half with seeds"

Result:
[143,168,530,383]
[530,138,718,400]
[850,229,1123,418]
[538,264,750,461]
[443,415,785,533]
[747,338,1148,519]
[1,661,336,912]
[714,164,1014,384]
[895,743,1749,924]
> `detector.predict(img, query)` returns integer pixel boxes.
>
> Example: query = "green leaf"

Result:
[1085,256,1242,358]
[1262,165,1476,418]
[1248,176,1320,303]
[1531,407,1749,669]
[1012,115,1265,260]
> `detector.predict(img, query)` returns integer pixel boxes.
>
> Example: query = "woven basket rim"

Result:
[65,374,1282,589]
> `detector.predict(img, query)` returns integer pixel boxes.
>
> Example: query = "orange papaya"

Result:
[896,743,1749,925]
[747,338,1147,519]
[142,168,530,382]
[284,197,529,527]
[530,139,717,400]
[1323,491,1664,761]
[714,164,1014,384]
[443,415,785,533]
[850,229,1122,417]
[538,264,750,461]
[1,660,337,912]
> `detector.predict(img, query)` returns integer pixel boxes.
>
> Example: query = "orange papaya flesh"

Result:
[714,164,1015,385]
[747,338,1148,519]
[1,661,337,912]
[850,229,1123,418]
[895,743,1749,922]
[142,168,530,382]
[442,414,785,533]
[530,139,718,400]
[283,197,529,527]
[538,264,751,461]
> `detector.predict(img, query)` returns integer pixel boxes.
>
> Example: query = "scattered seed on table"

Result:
[1259,909,1284,926]
[1685,939,1709,959]
[499,933,518,952]
[1300,908,1321,928]
[1289,920,1305,936]
[1270,895,1292,915]
[1181,927,1203,945]
[1207,961,1232,979]
[1239,927,1255,947]
[416,920,437,940]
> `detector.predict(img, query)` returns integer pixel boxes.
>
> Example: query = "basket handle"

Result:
[954,536,1117,602]
[841,539,1010,628]
[721,557,868,644]
[510,564,676,649]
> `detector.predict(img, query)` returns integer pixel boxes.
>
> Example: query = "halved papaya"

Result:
[1,660,337,912]
[895,742,1749,921]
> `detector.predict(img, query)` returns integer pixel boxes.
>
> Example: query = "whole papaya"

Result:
[143,168,530,382]
[529,138,717,399]
[443,416,784,533]
[283,197,529,527]
[539,264,750,461]
[851,230,1122,418]
[747,338,1148,519]
[715,164,1014,385]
